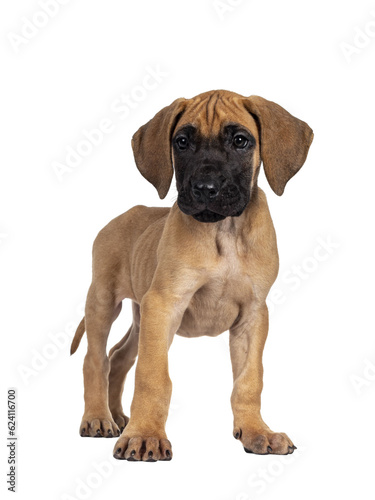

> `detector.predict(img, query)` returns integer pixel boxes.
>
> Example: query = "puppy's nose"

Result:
[192,180,220,201]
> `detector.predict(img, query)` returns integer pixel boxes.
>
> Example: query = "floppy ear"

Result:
[131,98,187,199]
[243,96,313,195]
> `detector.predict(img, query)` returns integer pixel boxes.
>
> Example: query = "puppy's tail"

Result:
[70,317,86,355]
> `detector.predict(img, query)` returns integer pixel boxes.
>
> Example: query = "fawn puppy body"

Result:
[71,90,313,461]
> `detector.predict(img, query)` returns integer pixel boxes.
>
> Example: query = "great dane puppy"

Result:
[71,90,313,461]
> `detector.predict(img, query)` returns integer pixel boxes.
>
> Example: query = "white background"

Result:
[1,0,375,499]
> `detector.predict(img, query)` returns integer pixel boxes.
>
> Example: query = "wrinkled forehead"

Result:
[175,92,259,139]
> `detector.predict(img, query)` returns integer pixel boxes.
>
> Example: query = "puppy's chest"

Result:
[210,237,253,296]
[178,237,255,338]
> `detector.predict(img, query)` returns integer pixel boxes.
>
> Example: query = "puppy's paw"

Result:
[80,414,120,438]
[109,408,129,434]
[234,426,295,455]
[113,432,172,462]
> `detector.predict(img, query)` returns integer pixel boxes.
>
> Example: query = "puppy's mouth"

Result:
[177,194,249,223]
[179,204,247,223]
[192,209,227,223]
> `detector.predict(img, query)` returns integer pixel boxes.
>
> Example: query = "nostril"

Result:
[192,187,203,200]
[207,187,218,198]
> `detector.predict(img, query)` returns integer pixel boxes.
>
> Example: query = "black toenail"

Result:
[121,427,124,432]
[131,450,136,456]
[234,429,242,439]
[267,446,272,453]
[148,451,153,458]
[108,429,112,435]
[166,450,171,458]
[116,448,122,454]
[293,445,297,449]
[244,447,253,453]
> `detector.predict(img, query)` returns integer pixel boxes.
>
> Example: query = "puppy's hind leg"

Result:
[108,302,140,433]
[80,284,121,438]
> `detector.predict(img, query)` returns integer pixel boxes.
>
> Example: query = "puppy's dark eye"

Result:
[233,135,249,149]
[176,136,189,150]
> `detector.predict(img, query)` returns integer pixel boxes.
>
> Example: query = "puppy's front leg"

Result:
[113,288,190,462]
[230,303,296,455]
